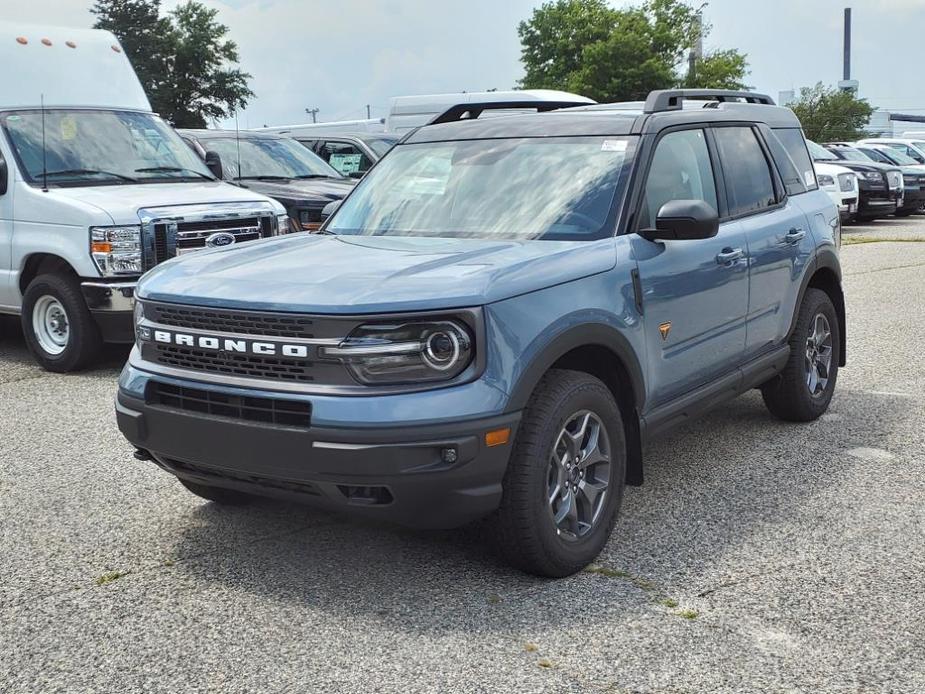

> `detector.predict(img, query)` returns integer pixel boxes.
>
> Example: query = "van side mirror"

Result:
[320,200,341,221]
[204,151,223,179]
[639,199,719,242]
[0,159,8,195]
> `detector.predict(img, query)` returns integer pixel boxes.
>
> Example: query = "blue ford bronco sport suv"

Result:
[117,90,845,577]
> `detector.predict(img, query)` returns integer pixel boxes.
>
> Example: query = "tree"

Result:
[91,0,253,127]
[517,0,750,103]
[789,83,874,142]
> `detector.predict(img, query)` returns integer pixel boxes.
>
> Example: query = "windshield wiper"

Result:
[237,175,291,181]
[44,168,138,182]
[292,174,330,180]
[135,166,214,180]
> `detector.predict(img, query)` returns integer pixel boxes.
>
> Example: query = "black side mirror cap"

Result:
[320,200,341,221]
[204,151,223,179]
[639,199,719,242]
[0,158,8,196]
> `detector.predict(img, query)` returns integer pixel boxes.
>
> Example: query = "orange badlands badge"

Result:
[659,322,672,340]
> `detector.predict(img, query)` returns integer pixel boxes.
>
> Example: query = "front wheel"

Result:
[21,273,102,372]
[493,369,626,577]
[761,288,840,422]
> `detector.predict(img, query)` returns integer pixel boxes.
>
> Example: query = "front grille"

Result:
[149,381,312,427]
[154,344,315,382]
[143,210,276,269]
[148,303,316,339]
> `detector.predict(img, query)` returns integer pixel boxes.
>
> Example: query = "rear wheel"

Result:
[761,288,840,422]
[179,479,255,506]
[21,273,102,372]
[493,369,626,577]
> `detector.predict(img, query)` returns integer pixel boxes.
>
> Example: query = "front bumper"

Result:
[116,379,520,529]
[899,187,925,212]
[81,280,136,343]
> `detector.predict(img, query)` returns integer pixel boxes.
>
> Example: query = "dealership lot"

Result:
[1,225,924,693]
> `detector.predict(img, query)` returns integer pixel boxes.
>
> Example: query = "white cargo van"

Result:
[0,23,288,372]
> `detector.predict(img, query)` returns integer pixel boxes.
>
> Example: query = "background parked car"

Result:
[813,162,859,220]
[179,130,355,231]
[807,140,901,220]
[262,130,399,178]
[824,142,923,217]
[858,137,925,165]
[853,143,925,215]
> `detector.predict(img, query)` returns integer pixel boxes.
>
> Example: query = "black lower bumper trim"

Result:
[117,391,520,529]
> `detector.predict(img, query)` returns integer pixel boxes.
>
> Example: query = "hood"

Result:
[138,234,617,313]
[49,181,282,224]
[235,177,355,207]
[814,162,854,177]
[825,159,897,174]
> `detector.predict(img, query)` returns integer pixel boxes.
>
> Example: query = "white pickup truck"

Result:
[0,23,287,371]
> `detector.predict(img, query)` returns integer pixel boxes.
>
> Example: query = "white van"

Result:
[0,23,287,372]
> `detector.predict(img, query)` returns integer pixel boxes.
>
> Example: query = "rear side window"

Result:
[766,129,812,195]
[714,127,776,217]
[772,128,817,192]
[640,129,718,228]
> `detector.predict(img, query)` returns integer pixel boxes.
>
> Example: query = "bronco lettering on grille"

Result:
[150,330,310,358]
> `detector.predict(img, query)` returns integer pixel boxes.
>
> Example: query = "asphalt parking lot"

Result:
[1,219,924,694]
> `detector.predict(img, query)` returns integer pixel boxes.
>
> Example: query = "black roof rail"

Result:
[428,99,591,126]
[643,89,775,114]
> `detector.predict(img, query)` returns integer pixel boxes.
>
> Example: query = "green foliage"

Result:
[517,0,750,102]
[91,0,253,127]
[789,83,875,143]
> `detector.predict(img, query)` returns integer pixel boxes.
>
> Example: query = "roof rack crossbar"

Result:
[643,89,775,114]
[428,100,588,126]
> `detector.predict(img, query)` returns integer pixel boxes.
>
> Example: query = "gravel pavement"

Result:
[1,222,924,693]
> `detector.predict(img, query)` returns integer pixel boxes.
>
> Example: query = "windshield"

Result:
[327,136,635,241]
[205,137,342,180]
[875,147,915,165]
[807,140,837,161]
[1,109,212,186]
[364,136,399,157]
[832,146,870,162]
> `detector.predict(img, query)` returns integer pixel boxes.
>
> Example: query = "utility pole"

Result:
[305,107,319,123]
[687,11,703,85]
[366,104,371,119]
[838,8,858,93]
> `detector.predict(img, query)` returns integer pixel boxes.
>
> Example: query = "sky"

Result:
[5,0,925,128]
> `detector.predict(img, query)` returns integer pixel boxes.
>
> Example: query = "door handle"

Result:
[715,247,745,265]
[786,227,806,243]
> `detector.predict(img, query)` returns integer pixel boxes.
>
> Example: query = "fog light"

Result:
[441,448,458,464]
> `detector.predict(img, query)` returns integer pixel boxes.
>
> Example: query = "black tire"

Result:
[179,479,255,506]
[761,288,840,422]
[894,208,916,217]
[493,369,626,577]
[21,273,102,372]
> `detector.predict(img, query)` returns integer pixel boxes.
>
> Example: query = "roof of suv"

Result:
[178,128,285,141]
[405,90,802,144]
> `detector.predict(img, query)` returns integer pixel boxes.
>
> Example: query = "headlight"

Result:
[276,214,290,235]
[817,174,835,187]
[320,319,474,385]
[90,225,142,276]
[838,173,856,192]
[861,171,882,181]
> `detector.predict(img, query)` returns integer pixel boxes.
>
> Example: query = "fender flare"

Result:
[790,249,846,366]
[506,323,646,413]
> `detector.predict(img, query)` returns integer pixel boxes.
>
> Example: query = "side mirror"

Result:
[204,151,223,179]
[0,159,8,196]
[639,199,719,242]
[320,200,341,222]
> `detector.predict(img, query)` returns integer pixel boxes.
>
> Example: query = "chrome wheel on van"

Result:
[805,313,833,397]
[32,295,70,355]
[546,410,612,541]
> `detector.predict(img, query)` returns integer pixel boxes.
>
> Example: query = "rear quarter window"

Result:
[772,128,818,193]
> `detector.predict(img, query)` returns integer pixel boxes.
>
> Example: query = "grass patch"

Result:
[676,608,699,620]
[95,570,129,586]
[524,642,538,652]
[537,658,554,669]
[487,593,502,604]
[843,236,925,245]
[660,598,679,609]
[584,564,631,579]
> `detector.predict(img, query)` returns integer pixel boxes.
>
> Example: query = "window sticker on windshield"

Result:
[60,116,78,141]
[601,140,627,153]
[804,170,816,187]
